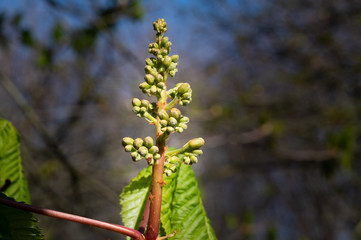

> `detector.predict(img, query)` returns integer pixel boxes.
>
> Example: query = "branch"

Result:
[0,197,144,240]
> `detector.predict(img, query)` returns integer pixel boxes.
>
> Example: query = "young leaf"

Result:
[0,119,31,204]
[120,166,152,238]
[0,193,43,240]
[161,164,218,240]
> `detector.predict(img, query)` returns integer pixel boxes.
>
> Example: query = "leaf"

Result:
[161,164,218,240]
[0,193,43,240]
[0,119,31,204]
[120,166,152,238]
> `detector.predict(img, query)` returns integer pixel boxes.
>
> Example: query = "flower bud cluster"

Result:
[168,83,192,106]
[131,98,156,118]
[181,138,204,165]
[153,18,167,34]
[164,155,180,177]
[122,136,160,165]
[163,138,205,176]
[159,108,189,133]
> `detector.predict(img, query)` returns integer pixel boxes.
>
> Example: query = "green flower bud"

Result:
[145,58,154,67]
[169,164,177,172]
[149,146,159,154]
[161,37,169,47]
[145,66,158,76]
[178,123,188,129]
[190,155,198,164]
[183,156,191,164]
[153,18,167,33]
[138,146,148,156]
[161,49,168,55]
[171,55,179,62]
[145,153,153,160]
[157,82,166,89]
[154,153,161,160]
[168,117,178,127]
[175,127,183,133]
[168,62,177,71]
[133,106,140,113]
[165,169,172,177]
[181,100,191,105]
[149,43,159,49]
[169,156,179,164]
[192,150,203,156]
[158,110,169,120]
[131,152,142,161]
[169,70,176,77]
[124,145,134,152]
[144,136,154,148]
[155,74,163,82]
[122,137,134,147]
[133,138,144,149]
[163,56,172,67]
[169,108,181,119]
[139,107,146,114]
[177,83,190,95]
[179,116,189,123]
[141,99,150,107]
[160,119,168,127]
[139,82,150,90]
[189,138,205,150]
[149,85,157,94]
[144,74,155,84]
[167,126,174,132]
[182,92,192,99]
[132,98,141,107]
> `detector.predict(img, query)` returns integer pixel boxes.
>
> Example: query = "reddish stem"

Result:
[145,139,166,240]
[138,195,151,234]
[0,197,144,240]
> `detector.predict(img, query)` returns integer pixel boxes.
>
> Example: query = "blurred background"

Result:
[1,0,361,239]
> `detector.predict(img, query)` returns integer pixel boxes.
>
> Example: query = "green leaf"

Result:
[120,166,152,238]
[161,164,218,240]
[0,193,43,240]
[0,119,31,204]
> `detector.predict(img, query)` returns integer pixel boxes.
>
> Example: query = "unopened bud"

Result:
[189,138,205,150]
[144,136,154,148]
[179,116,189,123]
[169,156,179,164]
[132,98,141,107]
[177,83,190,95]
[133,138,144,149]
[168,117,178,127]
[141,99,150,107]
[122,137,134,147]
[158,110,169,120]
[138,146,148,156]
[145,58,154,67]
[149,146,159,154]
[124,145,134,152]
[192,150,203,156]
[139,82,150,90]
[169,108,181,119]
[144,74,155,84]
[167,126,174,132]
[171,55,179,62]
[163,56,172,67]
[190,155,198,164]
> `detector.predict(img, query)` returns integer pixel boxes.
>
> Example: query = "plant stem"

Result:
[145,89,168,240]
[0,197,144,240]
[145,138,166,240]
